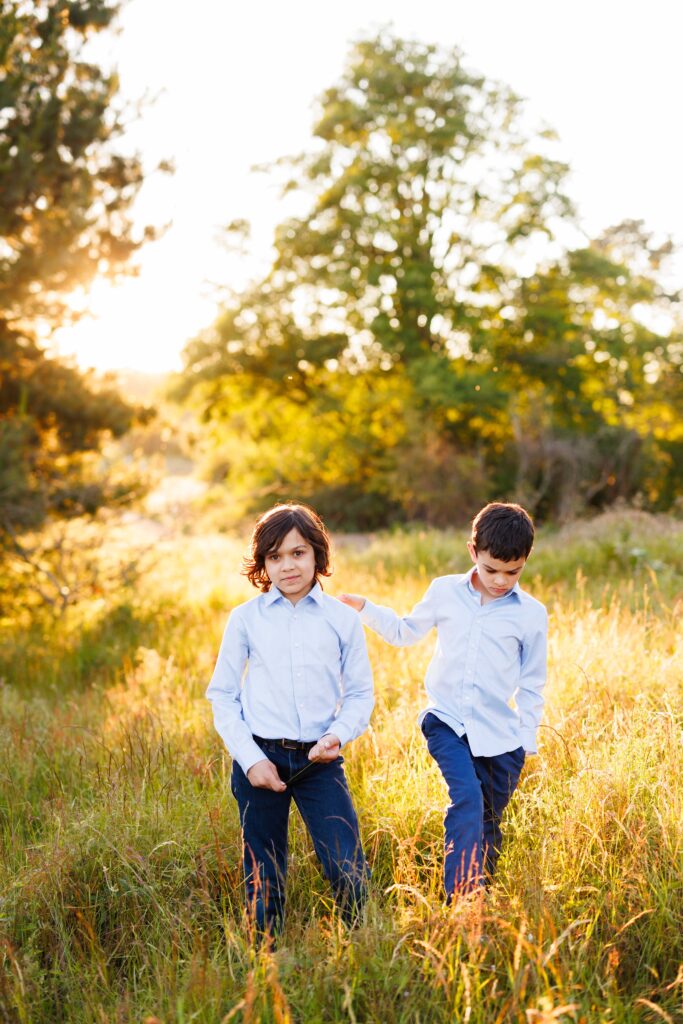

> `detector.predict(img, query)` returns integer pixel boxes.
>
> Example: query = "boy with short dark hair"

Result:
[341,502,547,901]
[207,503,373,936]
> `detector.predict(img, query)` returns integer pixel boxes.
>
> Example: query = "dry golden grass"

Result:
[1,511,682,1022]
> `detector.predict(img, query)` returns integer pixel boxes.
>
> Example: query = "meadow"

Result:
[1,509,682,1023]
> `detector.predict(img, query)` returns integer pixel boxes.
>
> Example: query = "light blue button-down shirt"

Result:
[207,582,374,774]
[360,569,547,756]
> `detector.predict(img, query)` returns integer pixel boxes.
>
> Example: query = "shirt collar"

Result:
[462,566,522,602]
[462,566,478,592]
[306,581,325,606]
[263,580,324,607]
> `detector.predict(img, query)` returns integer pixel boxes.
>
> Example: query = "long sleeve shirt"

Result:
[360,569,547,756]
[207,582,374,774]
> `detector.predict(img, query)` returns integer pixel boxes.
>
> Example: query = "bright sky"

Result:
[53,0,683,374]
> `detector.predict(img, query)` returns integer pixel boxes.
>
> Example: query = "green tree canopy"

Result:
[1,0,153,553]
[178,31,683,527]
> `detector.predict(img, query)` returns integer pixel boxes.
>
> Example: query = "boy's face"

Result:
[467,542,527,600]
[264,527,317,604]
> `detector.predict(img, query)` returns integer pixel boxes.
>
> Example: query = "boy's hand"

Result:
[308,734,341,762]
[339,594,366,612]
[247,759,287,792]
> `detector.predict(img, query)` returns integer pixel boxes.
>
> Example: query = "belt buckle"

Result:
[281,739,298,750]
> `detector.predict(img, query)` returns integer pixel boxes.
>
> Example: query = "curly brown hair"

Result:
[242,503,333,592]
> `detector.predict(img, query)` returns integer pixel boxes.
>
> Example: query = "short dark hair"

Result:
[470,502,535,561]
[242,503,332,592]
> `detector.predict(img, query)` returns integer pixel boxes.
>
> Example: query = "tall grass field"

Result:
[1,510,682,1022]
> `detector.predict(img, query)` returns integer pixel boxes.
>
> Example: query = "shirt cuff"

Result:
[520,727,537,754]
[330,722,352,748]
[235,738,270,776]
[359,599,381,629]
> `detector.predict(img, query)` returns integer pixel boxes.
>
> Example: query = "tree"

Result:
[1,0,154,574]
[178,31,683,526]
[479,220,683,517]
[0,0,146,322]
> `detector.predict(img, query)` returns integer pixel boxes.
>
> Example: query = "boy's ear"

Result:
[467,540,477,563]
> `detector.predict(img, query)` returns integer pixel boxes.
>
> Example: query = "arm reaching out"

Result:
[339,594,366,612]
[355,579,440,647]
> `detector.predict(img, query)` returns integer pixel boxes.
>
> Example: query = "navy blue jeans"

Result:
[421,713,526,899]
[231,739,369,934]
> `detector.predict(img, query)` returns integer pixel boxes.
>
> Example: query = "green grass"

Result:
[1,510,682,1022]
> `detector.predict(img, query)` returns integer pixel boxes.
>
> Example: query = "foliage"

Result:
[0,0,156,586]
[0,0,145,322]
[1,513,683,1020]
[177,31,683,527]
[494,223,683,517]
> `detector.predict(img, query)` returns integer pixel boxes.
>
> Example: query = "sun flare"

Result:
[52,259,217,374]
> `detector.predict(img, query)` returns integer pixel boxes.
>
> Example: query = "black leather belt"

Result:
[253,735,316,752]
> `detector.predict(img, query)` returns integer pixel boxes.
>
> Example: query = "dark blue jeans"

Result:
[421,713,525,899]
[231,739,369,934]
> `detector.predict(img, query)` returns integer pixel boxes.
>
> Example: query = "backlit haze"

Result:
[53,0,683,375]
